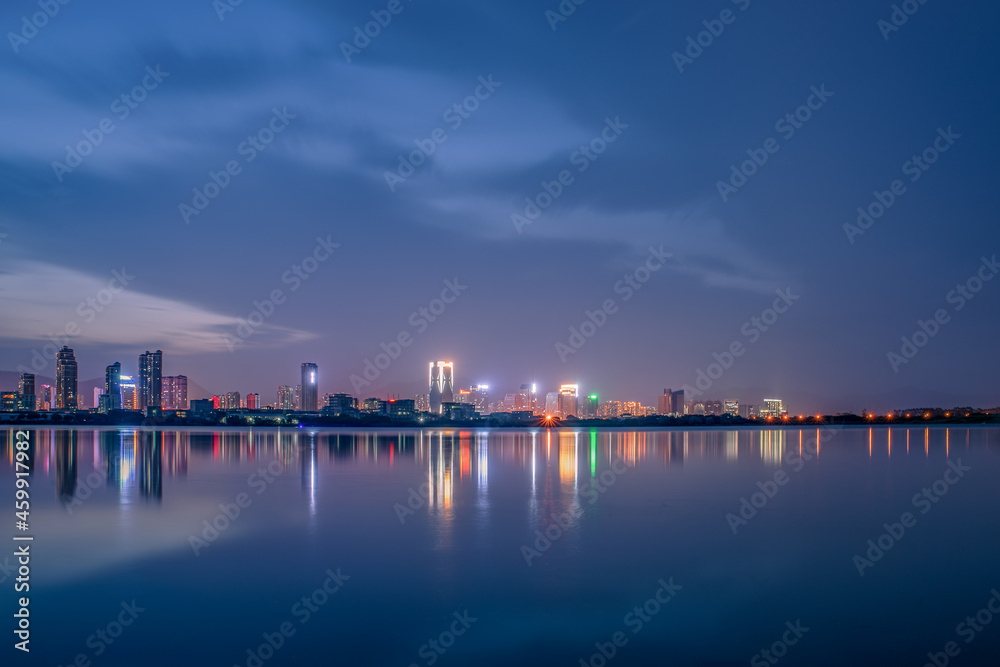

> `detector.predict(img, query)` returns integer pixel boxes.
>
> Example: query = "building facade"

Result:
[55,346,78,411]
[138,350,163,411]
[301,363,319,411]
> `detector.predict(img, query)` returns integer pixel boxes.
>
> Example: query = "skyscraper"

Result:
[724,399,739,417]
[18,373,35,411]
[762,398,786,417]
[120,375,136,410]
[55,346,77,411]
[246,393,260,410]
[138,350,163,411]
[105,362,122,411]
[301,363,318,411]
[277,385,295,411]
[40,384,52,411]
[428,361,454,414]
[162,375,188,410]
[557,384,578,418]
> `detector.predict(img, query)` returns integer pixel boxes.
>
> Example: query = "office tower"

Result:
[724,399,739,417]
[428,361,454,414]
[120,375,136,410]
[557,384,578,418]
[18,373,35,411]
[55,346,78,411]
[657,389,670,416]
[103,363,122,411]
[162,376,188,410]
[40,385,52,411]
[246,393,260,410]
[293,385,302,410]
[668,388,685,416]
[277,385,295,410]
[212,395,223,410]
[545,392,558,415]
[762,398,785,417]
[519,384,536,411]
[138,350,163,410]
[93,387,103,410]
[301,363,318,411]
[225,392,241,410]
[585,394,599,417]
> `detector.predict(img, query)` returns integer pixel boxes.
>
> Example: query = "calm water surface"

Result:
[2,427,999,666]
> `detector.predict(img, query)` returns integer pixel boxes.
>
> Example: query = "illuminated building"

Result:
[40,384,52,411]
[557,384,578,418]
[277,385,295,410]
[1,392,17,411]
[55,346,78,411]
[457,385,489,414]
[519,384,536,411]
[212,395,223,410]
[102,363,122,411]
[429,361,454,414]
[293,385,302,410]
[138,350,162,410]
[545,392,558,415]
[361,398,387,414]
[761,398,786,417]
[704,400,723,416]
[724,399,739,417]
[163,375,188,410]
[18,373,35,411]
[622,401,647,417]
[225,392,241,410]
[669,389,685,415]
[415,393,430,412]
[388,399,415,417]
[301,363,319,411]
[246,393,260,410]
[502,394,517,412]
[120,376,136,410]
[325,393,358,415]
[739,404,759,418]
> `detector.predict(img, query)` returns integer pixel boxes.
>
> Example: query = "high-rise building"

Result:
[104,363,122,411]
[18,373,35,411]
[120,375,136,410]
[704,400,724,416]
[277,385,295,411]
[724,399,739,417]
[519,384,536,412]
[739,404,759,419]
[415,393,430,413]
[138,350,163,411]
[668,388,685,416]
[40,385,52,411]
[761,398,786,418]
[246,393,260,410]
[301,363,318,411]
[162,376,188,410]
[657,389,670,416]
[584,394,599,418]
[557,384,578,418]
[55,346,78,411]
[225,392,241,410]
[545,392,558,415]
[428,361,454,414]
[93,387,103,411]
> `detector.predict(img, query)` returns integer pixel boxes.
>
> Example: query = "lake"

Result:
[2,426,999,666]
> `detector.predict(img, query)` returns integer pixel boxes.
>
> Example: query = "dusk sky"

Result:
[1,0,997,413]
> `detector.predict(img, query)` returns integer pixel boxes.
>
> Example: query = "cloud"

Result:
[0,260,315,353]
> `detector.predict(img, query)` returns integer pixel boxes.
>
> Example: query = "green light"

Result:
[589,394,598,400]
[590,431,597,477]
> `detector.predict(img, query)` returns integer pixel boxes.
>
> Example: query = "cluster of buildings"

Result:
[1,351,789,423]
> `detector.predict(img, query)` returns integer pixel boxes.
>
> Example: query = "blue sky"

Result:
[0,0,997,412]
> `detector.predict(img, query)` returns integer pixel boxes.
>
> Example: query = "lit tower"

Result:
[429,361,454,414]
[301,363,319,411]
